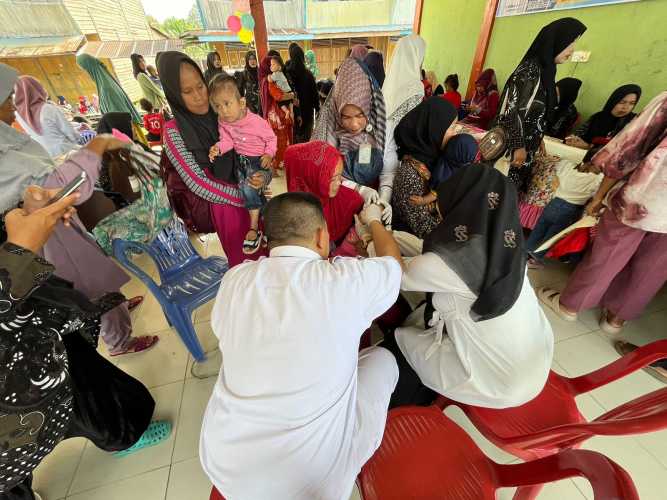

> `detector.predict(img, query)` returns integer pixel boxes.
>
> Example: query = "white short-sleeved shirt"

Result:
[397,252,554,409]
[200,246,402,500]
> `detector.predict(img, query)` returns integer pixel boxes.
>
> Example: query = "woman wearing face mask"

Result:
[312,57,389,222]
[130,53,167,111]
[493,17,587,193]
[565,84,641,149]
[235,50,261,116]
[204,52,227,83]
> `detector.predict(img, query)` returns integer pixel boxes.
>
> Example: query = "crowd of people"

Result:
[0,14,665,500]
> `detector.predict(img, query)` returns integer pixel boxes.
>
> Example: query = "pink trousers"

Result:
[560,210,667,321]
[210,203,266,268]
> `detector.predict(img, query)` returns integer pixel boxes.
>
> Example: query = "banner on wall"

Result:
[496,0,641,17]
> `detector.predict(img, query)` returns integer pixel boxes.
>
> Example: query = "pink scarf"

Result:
[14,76,48,134]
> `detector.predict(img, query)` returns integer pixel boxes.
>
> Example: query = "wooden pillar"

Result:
[250,0,269,63]
[465,0,499,100]
[413,0,424,34]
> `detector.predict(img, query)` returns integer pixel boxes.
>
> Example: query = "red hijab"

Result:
[14,76,48,134]
[259,55,272,119]
[285,141,364,242]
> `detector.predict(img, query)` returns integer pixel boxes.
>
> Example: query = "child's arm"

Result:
[409,191,437,207]
[256,115,277,168]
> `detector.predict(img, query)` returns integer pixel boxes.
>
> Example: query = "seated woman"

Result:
[284,141,364,256]
[461,68,499,130]
[312,57,390,221]
[565,84,641,149]
[546,77,582,139]
[390,166,554,409]
[391,98,472,239]
[14,75,81,158]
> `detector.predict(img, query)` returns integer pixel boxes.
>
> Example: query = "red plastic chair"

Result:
[358,405,639,500]
[434,339,667,499]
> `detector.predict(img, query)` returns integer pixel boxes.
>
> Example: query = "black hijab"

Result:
[424,166,526,322]
[395,97,458,169]
[130,53,146,79]
[205,52,224,83]
[244,50,258,83]
[97,112,133,138]
[581,84,642,143]
[364,52,385,87]
[556,77,582,109]
[521,17,587,119]
[286,43,317,113]
[157,51,235,182]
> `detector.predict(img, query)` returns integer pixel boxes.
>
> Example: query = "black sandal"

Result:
[243,229,262,254]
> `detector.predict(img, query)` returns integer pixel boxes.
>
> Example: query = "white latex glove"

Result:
[358,185,380,205]
[377,198,392,225]
[359,204,383,226]
[354,214,372,245]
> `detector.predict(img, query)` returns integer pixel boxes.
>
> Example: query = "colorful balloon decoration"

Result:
[241,13,255,30]
[238,28,254,44]
[227,15,242,33]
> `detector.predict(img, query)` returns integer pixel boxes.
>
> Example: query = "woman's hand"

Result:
[22,186,77,227]
[511,147,527,166]
[6,193,80,253]
[409,195,428,207]
[248,172,266,190]
[85,134,130,156]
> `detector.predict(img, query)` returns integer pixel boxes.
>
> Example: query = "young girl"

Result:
[268,56,294,121]
[208,76,277,253]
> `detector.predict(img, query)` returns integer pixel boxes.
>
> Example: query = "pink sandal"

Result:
[110,335,159,357]
[127,296,144,311]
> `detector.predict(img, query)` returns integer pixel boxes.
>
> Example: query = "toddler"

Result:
[208,75,277,254]
[268,56,294,120]
[139,98,164,142]
[526,148,603,266]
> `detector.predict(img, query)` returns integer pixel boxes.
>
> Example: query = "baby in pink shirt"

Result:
[209,76,277,254]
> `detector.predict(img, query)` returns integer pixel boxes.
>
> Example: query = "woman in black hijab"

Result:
[391,97,459,238]
[493,17,587,193]
[364,51,386,87]
[386,165,553,409]
[546,77,582,139]
[204,51,226,83]
[286,43,319,142]
[566,84,641,149]
[156,51,265,267]
[235,50,261,115]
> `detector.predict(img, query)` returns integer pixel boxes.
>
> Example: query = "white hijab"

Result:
[382,34,426,121]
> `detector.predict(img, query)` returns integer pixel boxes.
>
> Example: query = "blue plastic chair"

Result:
[113,219,228,361]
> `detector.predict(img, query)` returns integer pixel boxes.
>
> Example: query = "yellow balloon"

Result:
[238,28,254,44]
[234,10,243,18]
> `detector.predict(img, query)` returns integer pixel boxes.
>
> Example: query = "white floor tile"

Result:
[497,478,585,500]
[130,292,171,335]
[32,437,86,499]
[166,458,212,500]
[115,328,189,388]
[527,261,573,289]
[637,428,667,469]
[193,300,215,324]
[66,466,169,500]
[68,382,183,494]
[186,322,221,379]
[540,303,594,343]
[172,377,216,463]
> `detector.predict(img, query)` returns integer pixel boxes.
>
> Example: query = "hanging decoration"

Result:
[228,1,254,45]
[227,15,242,33]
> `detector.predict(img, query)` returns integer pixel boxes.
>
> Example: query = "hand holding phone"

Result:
[48,172,87,206]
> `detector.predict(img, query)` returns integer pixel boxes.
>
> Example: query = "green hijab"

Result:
[76,54,141,124]
[305,50,319,79]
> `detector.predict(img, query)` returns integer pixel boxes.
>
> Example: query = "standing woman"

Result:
[493,17,586,193]
[157,52,265,268]
[286,43,319,143]
[461,68,500,130]
[259,54,294,174]
[14,75,81,157]
[235,50,261,116]
[382,34,427,218]
[76,53,142,124]
[130,53,168,111]
[546,77,582,139]
[204,52,226,83]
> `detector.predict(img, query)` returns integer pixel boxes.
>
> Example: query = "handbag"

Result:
[479,75,541,161]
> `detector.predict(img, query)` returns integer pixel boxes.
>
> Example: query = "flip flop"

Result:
[110,335,159,357]
[537,287,577,322]
[600,310,625,334]
[127,295,144,311]
[243,229,262,255]
[614,341,667,384]
[114,421,172,457]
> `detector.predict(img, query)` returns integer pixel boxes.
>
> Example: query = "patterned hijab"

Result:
[14,76,48,134]
[383,34,426,121]
[312,57,386,155]
[305,50,319,79]
[424,166,526,322]
[285,141,364,242]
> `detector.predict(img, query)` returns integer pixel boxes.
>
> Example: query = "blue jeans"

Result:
[526,197,583,260]
[238,155,272,210]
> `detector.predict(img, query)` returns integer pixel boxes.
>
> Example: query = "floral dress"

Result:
[518,152,561,229]
[392,156,442,238]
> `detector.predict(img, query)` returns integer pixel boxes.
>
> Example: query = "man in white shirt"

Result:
[200,193,403,500]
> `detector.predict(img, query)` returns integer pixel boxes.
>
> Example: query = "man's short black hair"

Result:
[209,74,241,100]
[263,192,326,246]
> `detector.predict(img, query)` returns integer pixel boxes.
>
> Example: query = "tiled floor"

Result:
[33,176,667,499]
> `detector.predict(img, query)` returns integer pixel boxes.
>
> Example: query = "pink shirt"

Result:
[218,111,277,157]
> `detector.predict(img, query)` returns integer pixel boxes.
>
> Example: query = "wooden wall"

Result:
[63,0,152,40]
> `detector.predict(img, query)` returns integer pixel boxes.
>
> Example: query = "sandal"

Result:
[614,341,667,384]
[243,229,263,255]
[537,287,577,322]
[114,421,172,457]
[600,310,625,334]
[127,295,144,311]
[110,335,159,357]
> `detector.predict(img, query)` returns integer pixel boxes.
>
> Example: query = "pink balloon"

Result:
[227,15,242,33]
[232,0,250,12]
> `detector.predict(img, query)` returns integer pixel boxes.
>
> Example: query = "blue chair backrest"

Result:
[142,219,201,281]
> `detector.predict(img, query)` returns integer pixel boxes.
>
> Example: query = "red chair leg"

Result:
[512,483,544,500]
[210,486,225,500]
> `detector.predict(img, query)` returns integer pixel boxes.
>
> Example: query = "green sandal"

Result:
[114,421,172,458]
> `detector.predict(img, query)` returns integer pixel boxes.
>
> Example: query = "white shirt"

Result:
[554,160,603,206]
[200,246,402,500]
[16,102,81,158]
[396,252,553,409]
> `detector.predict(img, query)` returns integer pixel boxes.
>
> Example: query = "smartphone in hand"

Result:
[47,172,87,205]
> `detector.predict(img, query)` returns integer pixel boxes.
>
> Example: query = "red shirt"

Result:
[143,112,164,137]
[442,91,462,110]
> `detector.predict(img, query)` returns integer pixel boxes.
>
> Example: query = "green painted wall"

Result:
[420,0,667,120]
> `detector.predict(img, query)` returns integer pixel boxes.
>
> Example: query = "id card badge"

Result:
[359,143,372,166]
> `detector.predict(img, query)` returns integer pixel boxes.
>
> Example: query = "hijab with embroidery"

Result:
[284,141,364,243]
[395,97,458,170]
[424,166,526,321]
[383,34,426,122]
[312,57,386,155]
[14,76,48,135]
[580,84,641,144]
